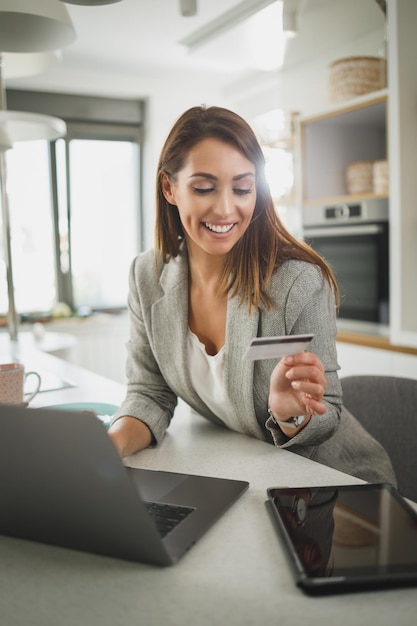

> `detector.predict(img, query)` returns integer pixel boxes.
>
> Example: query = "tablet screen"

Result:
[266,484,417,594]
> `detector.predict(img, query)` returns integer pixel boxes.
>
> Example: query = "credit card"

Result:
[244,334,314,361]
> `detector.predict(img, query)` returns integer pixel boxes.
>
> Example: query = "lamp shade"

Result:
[0,110,67,143]
[0,0,76,53]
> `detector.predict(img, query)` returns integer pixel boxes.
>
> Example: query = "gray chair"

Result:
[341,375,417,503]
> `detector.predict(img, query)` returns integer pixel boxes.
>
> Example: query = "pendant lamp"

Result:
[0,0,76,52]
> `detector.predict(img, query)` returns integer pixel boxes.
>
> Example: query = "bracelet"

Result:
[267,407,306,430]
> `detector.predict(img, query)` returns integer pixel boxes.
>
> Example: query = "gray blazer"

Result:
[114,247,396,486]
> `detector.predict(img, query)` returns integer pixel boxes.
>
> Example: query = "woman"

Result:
[109,105,395,486]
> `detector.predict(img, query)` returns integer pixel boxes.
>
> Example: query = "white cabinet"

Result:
[41,315,130,384]
[337,341,417,380]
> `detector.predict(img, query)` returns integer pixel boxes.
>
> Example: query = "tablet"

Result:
[266,483,417,595]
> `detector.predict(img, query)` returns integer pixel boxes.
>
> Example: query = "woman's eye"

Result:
[233,188,253,196]
[193,187,214,195]
[192,186,253,196]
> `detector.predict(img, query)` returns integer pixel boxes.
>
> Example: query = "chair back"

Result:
[341,375,417,503]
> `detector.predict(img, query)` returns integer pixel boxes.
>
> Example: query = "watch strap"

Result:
[268,407,306,429]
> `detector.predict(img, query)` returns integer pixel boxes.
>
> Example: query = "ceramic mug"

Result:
[0,363,42,405]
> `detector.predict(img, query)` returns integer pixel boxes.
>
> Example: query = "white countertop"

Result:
[0,329,77,358]
[0,351,416,626]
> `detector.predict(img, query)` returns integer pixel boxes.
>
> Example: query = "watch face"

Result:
[294,414,306,427]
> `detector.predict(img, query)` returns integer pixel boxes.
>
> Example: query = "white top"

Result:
[187,329,243,432]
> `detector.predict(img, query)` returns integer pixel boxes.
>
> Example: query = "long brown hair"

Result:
[155,105,339,311]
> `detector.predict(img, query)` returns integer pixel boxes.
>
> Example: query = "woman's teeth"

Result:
[204,222,234,233]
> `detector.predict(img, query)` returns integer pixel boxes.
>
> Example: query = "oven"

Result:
[302,199,389,324]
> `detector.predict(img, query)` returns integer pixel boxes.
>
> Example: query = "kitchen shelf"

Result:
[301,89,388,124]
[300,94,388,205]
[303,192,388,208]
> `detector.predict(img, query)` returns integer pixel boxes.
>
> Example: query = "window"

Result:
[0,91,144,319]
[55,131,141,311]
[1,140,57,315]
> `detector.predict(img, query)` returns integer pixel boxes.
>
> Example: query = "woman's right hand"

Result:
[108,416,153,458]
[268,351,327,433]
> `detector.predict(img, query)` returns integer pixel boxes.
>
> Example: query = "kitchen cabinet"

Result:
[297,0,417,349]
[336,340,417,381]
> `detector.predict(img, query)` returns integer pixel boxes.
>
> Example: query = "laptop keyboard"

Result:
[145,501,195,538]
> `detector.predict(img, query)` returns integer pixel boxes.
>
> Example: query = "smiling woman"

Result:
[107,105,396,493]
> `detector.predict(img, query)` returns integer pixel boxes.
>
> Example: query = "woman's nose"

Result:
[215,190,233,218]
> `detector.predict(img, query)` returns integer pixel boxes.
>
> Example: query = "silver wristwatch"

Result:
[268,407,306,429]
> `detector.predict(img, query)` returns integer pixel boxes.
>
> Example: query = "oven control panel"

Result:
[303,197,388,227]
[325,203,361,219]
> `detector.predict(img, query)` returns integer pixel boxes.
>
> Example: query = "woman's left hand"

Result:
[268,352,327,426]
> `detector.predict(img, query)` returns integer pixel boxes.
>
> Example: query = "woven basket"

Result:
[346,161,374,194]
[373,159,389,194]
[329,56,387,103]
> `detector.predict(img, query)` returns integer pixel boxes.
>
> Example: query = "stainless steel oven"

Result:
[302,199,389,324]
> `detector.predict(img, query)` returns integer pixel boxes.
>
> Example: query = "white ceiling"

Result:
[5,0,386,97]
[62,0,248,75]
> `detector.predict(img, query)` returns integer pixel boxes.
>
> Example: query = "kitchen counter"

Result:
[1,350,417,626]
[337,329,417,356]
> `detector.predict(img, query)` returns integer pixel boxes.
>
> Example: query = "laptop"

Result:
[0,404,249,565]
[266,483,417,595]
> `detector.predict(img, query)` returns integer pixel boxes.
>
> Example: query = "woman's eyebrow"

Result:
[188,172,217,180]
[233,172,255,181]
[188,172,255,181]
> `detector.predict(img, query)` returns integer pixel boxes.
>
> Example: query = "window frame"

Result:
[51,122,143,311]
